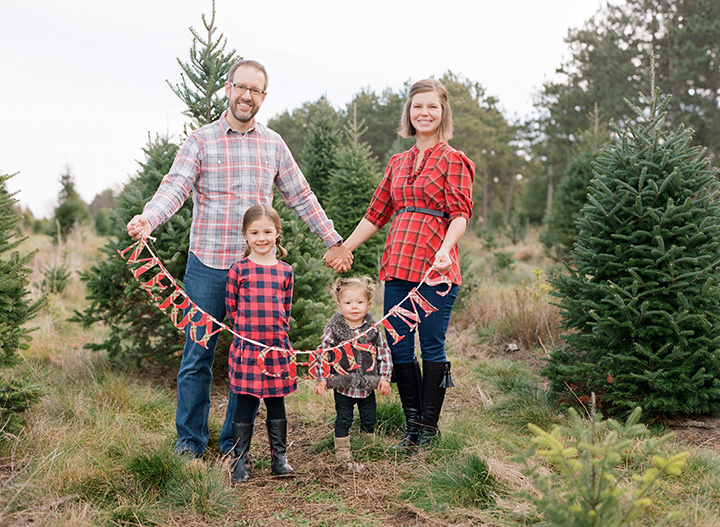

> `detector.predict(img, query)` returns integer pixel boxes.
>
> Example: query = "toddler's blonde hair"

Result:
[331,276,376,304]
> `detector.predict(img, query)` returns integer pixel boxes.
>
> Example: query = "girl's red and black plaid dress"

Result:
[225,258,297,398]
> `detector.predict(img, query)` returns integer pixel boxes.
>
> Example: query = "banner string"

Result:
[118,238,451,379]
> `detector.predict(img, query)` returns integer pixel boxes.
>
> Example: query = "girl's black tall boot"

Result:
[231,422,254,483]
[267,419,294,476]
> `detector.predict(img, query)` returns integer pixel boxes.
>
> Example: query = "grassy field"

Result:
[2,225,719,526]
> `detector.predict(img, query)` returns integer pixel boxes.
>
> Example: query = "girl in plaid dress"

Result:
[225,204,296,483]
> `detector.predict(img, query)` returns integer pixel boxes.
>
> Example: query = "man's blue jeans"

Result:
[383,279,459,365]
[175,253,238,456]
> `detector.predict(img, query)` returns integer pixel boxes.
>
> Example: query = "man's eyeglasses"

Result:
[228,82,265,98]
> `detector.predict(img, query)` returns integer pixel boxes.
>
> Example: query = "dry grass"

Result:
[453,280,564,362]
[3,227,720,526]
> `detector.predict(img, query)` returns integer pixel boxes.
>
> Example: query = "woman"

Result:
[337,79,474,449]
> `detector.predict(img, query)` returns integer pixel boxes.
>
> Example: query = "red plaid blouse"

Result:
[225,258,297,398]
[364,142,474,285]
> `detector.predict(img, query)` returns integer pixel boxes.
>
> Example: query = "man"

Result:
[127,59,351,457]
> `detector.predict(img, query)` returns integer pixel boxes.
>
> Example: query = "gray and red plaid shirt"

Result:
[142,111,342,269]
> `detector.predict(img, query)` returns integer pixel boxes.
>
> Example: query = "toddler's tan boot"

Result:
[334,436,352,462]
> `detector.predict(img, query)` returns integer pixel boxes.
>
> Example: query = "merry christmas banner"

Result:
[119,239,451,381]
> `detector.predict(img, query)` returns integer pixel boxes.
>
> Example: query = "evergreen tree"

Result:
[440,71,519,228]
[0,173,46,434]
[167,0,239,131]
[73,136,194,363]
[301,98,341,206]
[268,96,344,168]
[326,106,385,277]
[75,4,237,365]
[94,208,112,236]
[535,0,720,193]
[547,88,720,419]
[345,87,408,166]
[52,166,91,242]
[542,108,609,259]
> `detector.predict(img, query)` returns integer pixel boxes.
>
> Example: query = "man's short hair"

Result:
[227,59,269,91]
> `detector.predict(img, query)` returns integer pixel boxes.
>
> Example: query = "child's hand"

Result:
[377,379,391,396]
[314,380,328,396]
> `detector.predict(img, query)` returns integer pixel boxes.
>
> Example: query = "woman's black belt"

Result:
[397,206,449,219]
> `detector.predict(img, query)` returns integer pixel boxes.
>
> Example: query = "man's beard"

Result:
[230,102,258,123]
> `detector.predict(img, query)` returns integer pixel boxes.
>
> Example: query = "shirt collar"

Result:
[410,141,446,155]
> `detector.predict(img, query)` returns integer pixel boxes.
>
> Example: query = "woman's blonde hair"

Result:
[242,204,287,258]
[331,276,376,304]
[398,78,454,142]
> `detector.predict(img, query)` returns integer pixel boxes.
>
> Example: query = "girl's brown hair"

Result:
[398,78,454,142]
[331,276,376,304]
[242,204,288,258]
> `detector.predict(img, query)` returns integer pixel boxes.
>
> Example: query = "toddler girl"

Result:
[314,277,392,462]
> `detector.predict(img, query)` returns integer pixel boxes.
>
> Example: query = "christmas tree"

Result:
[167,0,237,131]
[326,106,386,277]
[301,98,341,207]
[0,173,46,433]
[74,3,239,365]
[52,166,91,242]
[547,86,720,418]
[73,136,194,363]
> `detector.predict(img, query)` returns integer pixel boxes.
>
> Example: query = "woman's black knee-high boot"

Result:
[392,361,423,449]
[417,360,454,448]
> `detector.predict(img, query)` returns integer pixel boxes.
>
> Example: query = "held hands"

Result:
[323,243,353,273]
[126,215,153,240]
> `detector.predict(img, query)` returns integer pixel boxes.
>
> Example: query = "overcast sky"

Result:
[2,0,609,218]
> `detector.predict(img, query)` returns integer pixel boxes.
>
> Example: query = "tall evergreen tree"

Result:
[74,135,193,362]
[535,0,720,198]
[52,166,91,241]
[345,87,409,166]
[547,87,720,419]
[326,107,385,277]
[301,98,341,206]
[440,71,519,227]
[167,0,239,131]
[0,173,46,433]
[268,97,345,169]
[75,4,238,365]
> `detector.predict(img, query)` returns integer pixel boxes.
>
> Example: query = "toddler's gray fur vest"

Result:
[324,312,382,391]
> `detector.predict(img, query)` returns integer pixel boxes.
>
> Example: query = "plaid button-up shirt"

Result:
[142,112,342,269]
[364,142,475,285]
